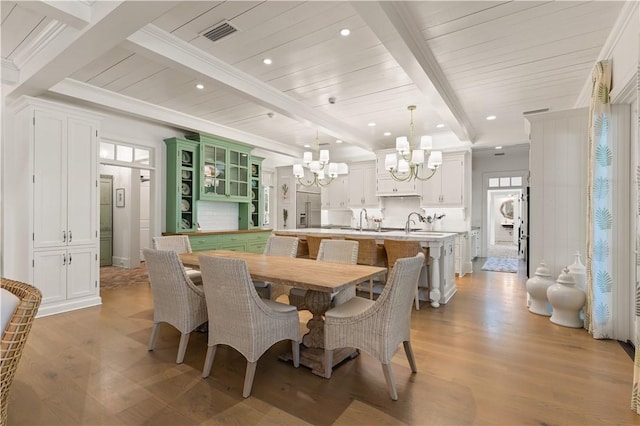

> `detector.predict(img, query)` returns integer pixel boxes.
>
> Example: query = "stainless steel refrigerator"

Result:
[296,191,321,228]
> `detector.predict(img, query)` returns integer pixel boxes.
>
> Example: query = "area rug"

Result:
[100,263,149,289]
[481,257,518,273]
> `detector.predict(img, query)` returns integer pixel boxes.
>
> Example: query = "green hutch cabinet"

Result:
[164,137,199,233]
[185,133,252,202]
[239,156,263,230]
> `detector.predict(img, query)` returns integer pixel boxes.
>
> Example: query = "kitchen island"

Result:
[276,228,457,308]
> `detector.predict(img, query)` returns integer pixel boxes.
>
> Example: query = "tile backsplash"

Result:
[197,201,238,230]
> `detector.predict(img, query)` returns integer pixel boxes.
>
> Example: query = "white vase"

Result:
[433,220,442,231]
[547,267,586,328]
[526,261,554,316]
[568,251,586,293]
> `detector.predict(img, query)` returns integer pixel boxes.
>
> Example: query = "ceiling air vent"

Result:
[522,108,549,116]
[494,152,505,156]
[202,20,238,43]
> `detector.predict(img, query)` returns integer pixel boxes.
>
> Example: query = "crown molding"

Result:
[574,1,639,107]
[49,78,302,159]
[11,21,67,69]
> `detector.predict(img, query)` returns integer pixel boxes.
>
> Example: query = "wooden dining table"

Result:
[180,250,386,376]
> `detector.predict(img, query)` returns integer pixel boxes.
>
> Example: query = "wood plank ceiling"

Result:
[0,1,627,164]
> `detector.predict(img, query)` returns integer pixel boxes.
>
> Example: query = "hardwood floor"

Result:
[8,259,640,425]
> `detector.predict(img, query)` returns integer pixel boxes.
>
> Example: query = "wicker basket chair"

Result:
[152,235,202,284]
[143,249,208,364]
[289,239,359,309]
[1,279,42,425]
[383,239,430,310]
[323,253,425,400]
[344,236,388,299]
[199,255,300,398]
[253,235,299,300]
[305,234,329,260]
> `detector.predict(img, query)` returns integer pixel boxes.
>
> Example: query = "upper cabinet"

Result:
[185,133,252,202]
[376,149,419,197]
[420,151,466,208]
[348,161,378,207]
[321,176,349,209]
[164,137,199,233]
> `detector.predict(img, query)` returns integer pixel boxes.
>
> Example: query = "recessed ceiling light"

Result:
[368,122,376,127]
[303,144,311,148]
[486,115,497,121]
[495,146,503,150]
[340,28,350,36]
[196,83,204,90]
[436,123,445,128]
[263,58,272,65]
[335,139,343,144]
[384,132,391,136]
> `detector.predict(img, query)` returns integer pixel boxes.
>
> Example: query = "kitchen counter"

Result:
[277,228,456,308]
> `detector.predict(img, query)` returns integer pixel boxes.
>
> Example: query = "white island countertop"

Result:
[276,227,457,308]
[274,227,457,242]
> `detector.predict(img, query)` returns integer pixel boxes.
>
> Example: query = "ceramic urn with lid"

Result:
[547,267,586,328]
[526,261,554,316]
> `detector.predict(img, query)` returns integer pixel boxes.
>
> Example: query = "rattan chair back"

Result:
[306,235,329,260]
[344,236,387,266]
[152,235,193,253]
[1,279,42,424]
[264,235,299,257]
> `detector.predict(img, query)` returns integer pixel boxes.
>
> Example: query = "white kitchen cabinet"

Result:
[375,149,419,196]
[4,96,102,317]
[421,151,465,207]
[348,161,378,207]
[321,175,349,209]
[470,229,481,259]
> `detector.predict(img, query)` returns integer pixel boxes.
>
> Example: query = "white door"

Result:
[67,117,97,247]
[140,173,151,259]
[67,247,96,299]
[440,156,463,207]
[33,109,67,249]
[33,249,67,303]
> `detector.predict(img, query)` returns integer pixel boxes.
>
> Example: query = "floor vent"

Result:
[203,21,238,43]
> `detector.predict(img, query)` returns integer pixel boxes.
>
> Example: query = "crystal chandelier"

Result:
[293,130,348,187]
[385,105,443,182]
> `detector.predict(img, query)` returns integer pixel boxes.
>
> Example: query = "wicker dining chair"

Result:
[143,249,208,364]
[288,239,359,309]
[323,253,425,400]
[383,239,430,310]
[1,279,42,425]
[305,234,329,260]
[199,255,300,398]
[152,235,202,284]
[344,236,388,299]
[253,235,299,300]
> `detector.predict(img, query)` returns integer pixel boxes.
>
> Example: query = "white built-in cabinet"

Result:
[348,161,378,207]
[321,176,349,209]
[3,97,102,317]
[420,151,465,207]
[375,149,419,196]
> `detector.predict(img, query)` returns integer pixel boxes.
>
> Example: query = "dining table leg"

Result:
[279,288,359,377]
[302,290,331,348]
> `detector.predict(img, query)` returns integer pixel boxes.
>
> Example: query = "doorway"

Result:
[486,188,522,258]
[99,175,113,266]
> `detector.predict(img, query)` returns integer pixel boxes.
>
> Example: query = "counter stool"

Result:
[383,239,430,310]
[344,236,387,299]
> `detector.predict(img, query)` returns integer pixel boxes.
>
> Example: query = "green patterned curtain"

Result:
[585,60,612,339]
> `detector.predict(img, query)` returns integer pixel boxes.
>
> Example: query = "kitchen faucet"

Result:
[359,208,368,231]
[405,212,424,234]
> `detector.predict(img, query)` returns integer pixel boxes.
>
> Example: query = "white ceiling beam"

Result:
[125,24,376,151]
[18,0,92,29]
[352,1,476,143]
[5,1,179,99]
[1,59,19,85]
[50,78,303,160]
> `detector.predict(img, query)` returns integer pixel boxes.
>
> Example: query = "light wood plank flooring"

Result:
[8,259,640,425]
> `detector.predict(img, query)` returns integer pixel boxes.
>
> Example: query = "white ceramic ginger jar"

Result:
[526,261,554,316]
[568,251,587,293]
[547,267,586,328]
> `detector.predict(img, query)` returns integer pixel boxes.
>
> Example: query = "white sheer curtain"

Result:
[585,60,612,339]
